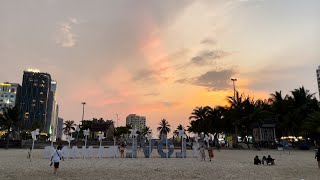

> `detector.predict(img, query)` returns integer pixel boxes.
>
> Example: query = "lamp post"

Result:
[231,78,237,99]
[81,102,86,123]
[116,114,119,128]
[231,78,238,147]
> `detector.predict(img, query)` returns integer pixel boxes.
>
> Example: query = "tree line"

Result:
[187,87,320,142]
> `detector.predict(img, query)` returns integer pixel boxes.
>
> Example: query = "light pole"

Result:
[230,78,238,147]
[231,78,237,99]
[116,114,119,128]
[81,102,86,123]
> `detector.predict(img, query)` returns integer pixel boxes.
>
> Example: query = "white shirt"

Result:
[51,150,63,162]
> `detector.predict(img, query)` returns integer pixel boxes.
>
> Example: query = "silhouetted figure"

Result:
[315,147,320,168]
[266,155,275,165]
[262,156,267,165]
[254,155,261,165]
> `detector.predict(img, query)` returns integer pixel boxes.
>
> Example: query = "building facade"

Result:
[0,82,21,110]
[317,65,320,99]
[47,80,59,136]
[126,114,146,133]
[56,117,63,140]
[21,69,52,133]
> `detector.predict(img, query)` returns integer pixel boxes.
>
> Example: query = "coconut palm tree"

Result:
[188,106,213,134]
[0,106,20,149]
[173,124,186,137]
[157,119,171,139]
[63,120,76,135]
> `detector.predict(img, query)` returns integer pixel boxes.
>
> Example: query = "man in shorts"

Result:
[50,146,64,174]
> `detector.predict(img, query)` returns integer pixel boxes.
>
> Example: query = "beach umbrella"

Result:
[30,129,39,161]
[76,125,80,140]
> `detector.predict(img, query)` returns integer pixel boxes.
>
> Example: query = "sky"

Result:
[1,0,319,134]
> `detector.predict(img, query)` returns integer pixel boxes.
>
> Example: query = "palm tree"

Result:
[157,119,171,139]
[0,106,20,149]
[173,124,186,137]
[188,106,213,134]
[63,120,76,136]
[141,126,151,137]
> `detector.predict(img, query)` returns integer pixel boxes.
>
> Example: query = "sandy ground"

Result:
[0,148,319,180]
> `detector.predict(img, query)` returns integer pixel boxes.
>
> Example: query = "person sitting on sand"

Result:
[208,146,214,161]
[266,155,275,165]
[262,156,267,165]
[254,155,261,165]
[200,145,206,161]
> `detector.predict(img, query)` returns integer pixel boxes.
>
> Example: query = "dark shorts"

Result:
[54,162,59,168]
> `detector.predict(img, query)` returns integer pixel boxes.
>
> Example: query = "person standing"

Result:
[200,145,206,161]
[50,146,64,174]
[208,146,214,161]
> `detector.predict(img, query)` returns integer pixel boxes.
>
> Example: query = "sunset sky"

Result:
[1,0,319,134]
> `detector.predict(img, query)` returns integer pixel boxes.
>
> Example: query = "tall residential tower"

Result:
[21,69,52,133]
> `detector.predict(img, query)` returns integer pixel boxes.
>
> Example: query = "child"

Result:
[262,156,267,165]
[200,145,206,161]
[27,147,31,160]
[119,143,125,158]
[208,146,214,161]
[50,146,64,174]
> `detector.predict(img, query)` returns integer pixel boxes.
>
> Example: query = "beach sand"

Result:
[0,148,319,180]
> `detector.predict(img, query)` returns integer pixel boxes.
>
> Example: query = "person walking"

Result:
[208,146,214,161]
[200,145,206,161]
[50,146,64,174]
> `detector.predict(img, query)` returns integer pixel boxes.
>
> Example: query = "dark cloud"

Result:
[191,50,230,66]
[133,66,169,82]
[176,69,236,91]
[201,38,216,45]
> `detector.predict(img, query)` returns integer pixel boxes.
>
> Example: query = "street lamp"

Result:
[231,78,237,99]
[81,102,86,123]
[116,114,119,128]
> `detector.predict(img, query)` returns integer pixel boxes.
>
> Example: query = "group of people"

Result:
[200,146,214,161]
[254,155,275,165]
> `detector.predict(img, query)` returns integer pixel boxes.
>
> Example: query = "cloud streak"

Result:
[54,18,79,48]
[191,50,230,66]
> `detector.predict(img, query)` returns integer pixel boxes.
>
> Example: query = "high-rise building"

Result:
[0,82,21,110]
[317,65,320,99]
[126,114,146,133]
[21,69,52,133]
[47,80,59,136]
[56,117,63,140]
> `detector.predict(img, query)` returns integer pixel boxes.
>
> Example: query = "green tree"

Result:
[63,120,76,135]
[157,119,171,139]
[0,106,21,149]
